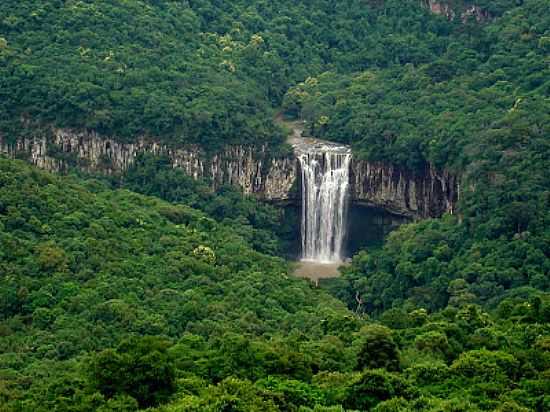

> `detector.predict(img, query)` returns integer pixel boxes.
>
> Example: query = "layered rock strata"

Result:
[0,129,458,218]
[0,129,297,201]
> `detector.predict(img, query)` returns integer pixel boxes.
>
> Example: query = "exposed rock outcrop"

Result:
[0,128,458,219]
[423,0,492,22]
[350,160,458,218]
[0,129,298,201]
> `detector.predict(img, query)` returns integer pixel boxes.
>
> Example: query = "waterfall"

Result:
[299,146,352,263]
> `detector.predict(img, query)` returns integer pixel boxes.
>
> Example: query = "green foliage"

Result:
[2,156,547,411]
[414,331,451,358]
[282,0,550,328]
[0,0,462,147]
[257,376,325,411]
[405,361,451,386]
[450,349,519,381]
[345,369,416,411]
[0,157,352,410]
[356,324,401,372]
[1,0,549,410]
[119,153,298,257]
[90,336,175,408]
[0,0,288,147]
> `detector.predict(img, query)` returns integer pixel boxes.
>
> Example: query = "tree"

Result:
[345,369,415,411]
[356,325,401,372]
[450,349,519,382]
[89,336,176,408]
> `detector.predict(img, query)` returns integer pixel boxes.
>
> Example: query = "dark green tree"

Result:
[356,325,401,372]
[89,336,176,408]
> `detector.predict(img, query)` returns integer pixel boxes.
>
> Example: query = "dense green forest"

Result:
[0,0,523,147]
[1,0,549,411]
[1,158,548,411]
[284,0,549,170]
[118,153,300,257]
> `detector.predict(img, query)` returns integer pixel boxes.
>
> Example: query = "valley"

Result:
[0,1,548,411]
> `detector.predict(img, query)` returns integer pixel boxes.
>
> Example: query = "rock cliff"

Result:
[0,129,298,201]
[423,0,492,22]
[350,159,458,218]
[0,128,458,219]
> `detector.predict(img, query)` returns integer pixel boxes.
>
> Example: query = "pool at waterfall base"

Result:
[293,260,349,281]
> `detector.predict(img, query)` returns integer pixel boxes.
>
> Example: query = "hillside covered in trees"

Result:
[0,0,530,147]
[1,154,548,411]
[1,0,549,411]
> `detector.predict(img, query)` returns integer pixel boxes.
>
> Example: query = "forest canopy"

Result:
[0,157,548,411]
[0,0,533,150]
[1,0,549,411]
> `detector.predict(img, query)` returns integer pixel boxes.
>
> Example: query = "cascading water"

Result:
[298,146,352,263]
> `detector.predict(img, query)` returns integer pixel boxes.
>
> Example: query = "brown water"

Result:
[293,260,347,282]
[277,115,352,282]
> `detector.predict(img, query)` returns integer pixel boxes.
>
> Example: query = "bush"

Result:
[451,349,519,382]
[405,361,451,385]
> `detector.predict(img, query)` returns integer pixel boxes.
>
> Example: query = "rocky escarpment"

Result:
[0,129,298,201]
[423,0,492,22]
[351,160,458,218]
[0,128,458,219]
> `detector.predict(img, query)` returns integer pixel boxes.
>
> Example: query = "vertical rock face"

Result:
[0,128,299,201]
[0,128,458,218]
[423,0,491,22]
[350,159,458,218]
[426,0,457,19]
